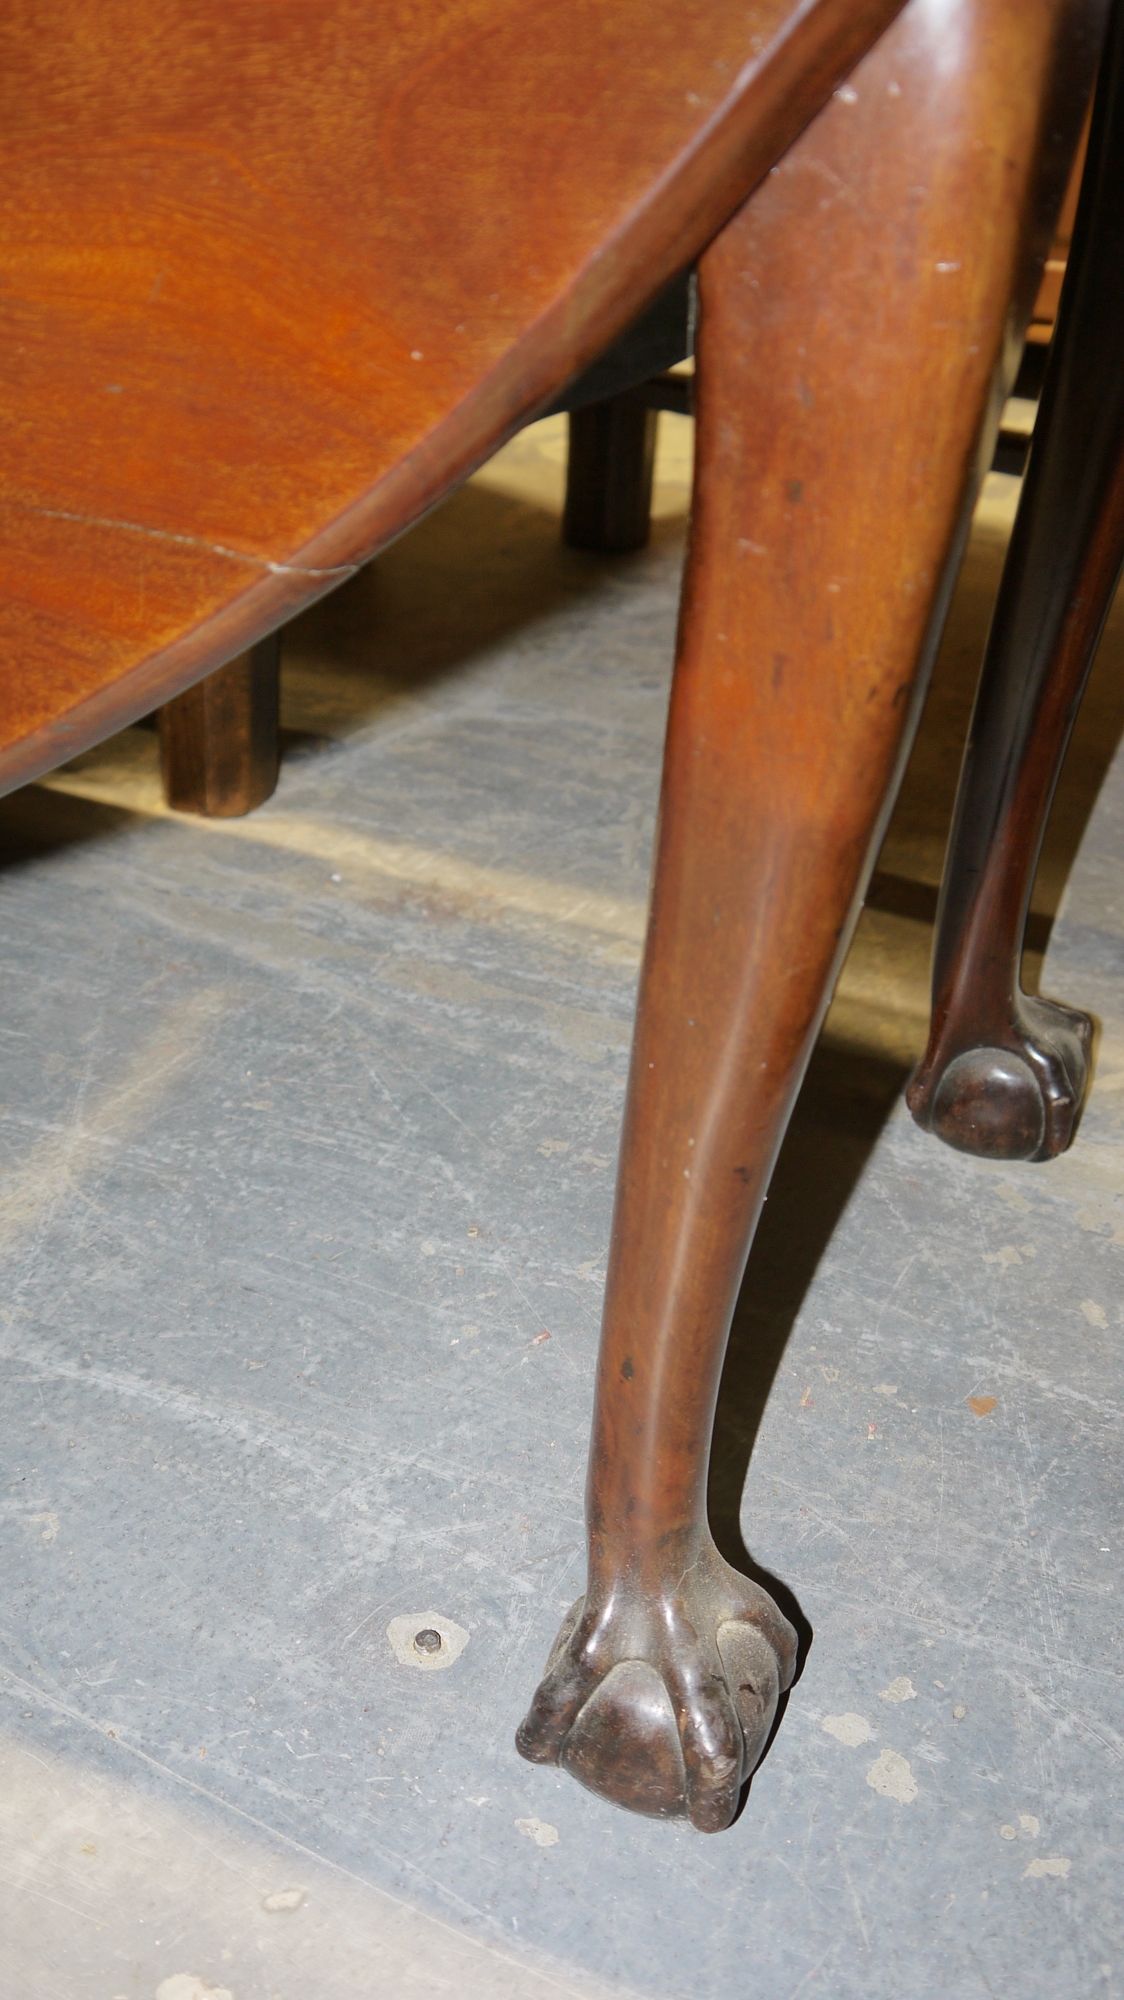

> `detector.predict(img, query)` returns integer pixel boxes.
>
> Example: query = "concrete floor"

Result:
[1,413,1121,2000]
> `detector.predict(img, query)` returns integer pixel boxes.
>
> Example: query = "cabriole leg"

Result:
[908,0,1124,1162]
[518,0,1101,1830]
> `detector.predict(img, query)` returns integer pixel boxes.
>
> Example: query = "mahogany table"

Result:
[0,0,1105,1828]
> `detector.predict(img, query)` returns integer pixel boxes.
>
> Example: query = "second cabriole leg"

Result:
[518,0,1101,1831]
[908,0,1124,1162]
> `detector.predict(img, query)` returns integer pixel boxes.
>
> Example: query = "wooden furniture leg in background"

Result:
[517,0,1099,1831]
[563,396,659,553]
[908,0,1124,1162]
[563,375,693,554]
[158,635,281,817]
[558,273,693,554]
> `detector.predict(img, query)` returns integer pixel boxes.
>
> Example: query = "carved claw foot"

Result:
[515,1541,797,1831]
[907,994,1093,1162]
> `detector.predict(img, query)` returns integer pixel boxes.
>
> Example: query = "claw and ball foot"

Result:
[908,996,1093,1161]
[516,1544,795,1831]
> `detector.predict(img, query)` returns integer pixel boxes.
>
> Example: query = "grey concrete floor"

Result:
[1,417,1121,2000]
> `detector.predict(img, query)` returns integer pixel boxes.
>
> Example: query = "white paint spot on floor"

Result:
[865,1748,918,1803]
[1024,1857,1071,1879]
[23,1512,59,1544]
[953,1705,966,1719]
[386,1613,470,1672]
[1081,1299,1108,1327]
[872,1383,898,1397]
[879,1677,917,1704]
[516,1816,559,1848]
[1000,1824,1018,1840]
[156,1978,235,2000]
[983,1244,1022,1267]
[1020,1814,1040,1837]
[822,1713,873,1747]
[261,1886,306,1911]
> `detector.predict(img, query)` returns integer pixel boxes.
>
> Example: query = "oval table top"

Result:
[0,0,902,793]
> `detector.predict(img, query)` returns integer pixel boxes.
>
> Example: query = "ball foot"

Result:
[908,995,1093,1162]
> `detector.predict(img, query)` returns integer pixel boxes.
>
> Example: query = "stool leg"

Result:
[517,0,1098,1831]
[563,396,658,553]
[908,1,1124,1162]
[158,634,281,817]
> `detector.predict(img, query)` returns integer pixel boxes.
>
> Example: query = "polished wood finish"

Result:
[0,0,907,800]
[563,398,659,554]
[158,635,280,816]
[908,0,1124,1161]
[517,0,1102,1828]
[548,275,693,415]
[159,332,697,816]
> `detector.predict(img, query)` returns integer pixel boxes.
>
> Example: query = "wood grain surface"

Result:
[0,0,904,789]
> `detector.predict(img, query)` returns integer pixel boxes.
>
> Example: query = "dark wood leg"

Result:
[517,0,1099,1830]
[157,635,281,817]
[908,0,1124,1163]
[563,396,658,553]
